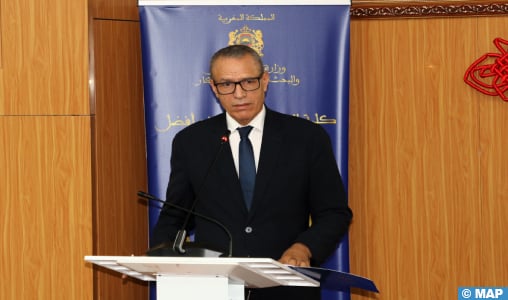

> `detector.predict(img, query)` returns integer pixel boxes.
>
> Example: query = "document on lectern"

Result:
[290,266,379,293]
[289,266,379,293]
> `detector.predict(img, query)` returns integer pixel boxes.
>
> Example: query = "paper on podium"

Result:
[290,266,379,293]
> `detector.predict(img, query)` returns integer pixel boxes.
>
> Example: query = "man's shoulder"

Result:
[267,108,324,132]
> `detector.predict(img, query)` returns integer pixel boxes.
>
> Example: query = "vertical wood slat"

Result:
[477,16,508,287]
[0,116,93,299]
[91,18,148,299]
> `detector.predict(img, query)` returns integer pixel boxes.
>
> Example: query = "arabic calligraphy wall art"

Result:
[464,37,508,102]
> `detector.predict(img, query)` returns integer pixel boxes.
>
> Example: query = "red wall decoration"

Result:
[464,37,508,102]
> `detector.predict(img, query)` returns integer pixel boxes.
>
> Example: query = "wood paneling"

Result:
[0,0,93,298]
[0,0,88,115]
[349,15,508,299]
[89,0,139,21]
[91,19,148,299]
[477,16,508,287]
[0,116,93,299]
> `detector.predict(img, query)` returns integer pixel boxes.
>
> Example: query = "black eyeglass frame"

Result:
[213,75,264,95]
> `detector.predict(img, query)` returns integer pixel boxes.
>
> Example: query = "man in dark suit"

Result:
[151,44,352,300]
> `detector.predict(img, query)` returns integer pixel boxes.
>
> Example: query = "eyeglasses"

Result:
[213,75,262,95]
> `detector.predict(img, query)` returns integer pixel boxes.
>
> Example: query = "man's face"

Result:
[210,55,269,126]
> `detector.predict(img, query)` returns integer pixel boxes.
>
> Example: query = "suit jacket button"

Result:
[244,226,253,233]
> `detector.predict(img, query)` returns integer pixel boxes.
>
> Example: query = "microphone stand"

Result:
[171,131,230,254]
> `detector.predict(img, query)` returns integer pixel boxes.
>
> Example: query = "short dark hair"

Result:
[209,45,264,78]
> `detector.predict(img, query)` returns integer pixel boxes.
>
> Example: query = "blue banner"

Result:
[139,5,350,299]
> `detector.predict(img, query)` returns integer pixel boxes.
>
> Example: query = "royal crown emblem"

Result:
[228,25,264,57]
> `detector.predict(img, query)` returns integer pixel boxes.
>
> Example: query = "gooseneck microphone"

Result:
[141,130,233,257]
[138,191,233,257]
[174,130,231,254]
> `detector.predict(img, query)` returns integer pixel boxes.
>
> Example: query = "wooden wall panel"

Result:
[0,116,93,299]
[89,0,139,21]
[91,19,148,299]
[477,16,508,286]
[348,15,506,299]
[0,0,89,115]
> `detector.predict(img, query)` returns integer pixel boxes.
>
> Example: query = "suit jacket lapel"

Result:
[250,109,284,216]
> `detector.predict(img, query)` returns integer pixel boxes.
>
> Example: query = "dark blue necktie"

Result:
[238,126,256,210]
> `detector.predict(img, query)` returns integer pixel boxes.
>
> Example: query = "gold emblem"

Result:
[228,25,264,57]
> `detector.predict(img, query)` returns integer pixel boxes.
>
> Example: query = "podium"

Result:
[85,256,319,300]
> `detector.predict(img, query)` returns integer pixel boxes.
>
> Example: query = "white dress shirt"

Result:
[226,105,265,176]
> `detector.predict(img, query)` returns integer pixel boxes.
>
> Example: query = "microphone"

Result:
[138,191,233,257]
[174,130,230,252]
[142,130,233,257]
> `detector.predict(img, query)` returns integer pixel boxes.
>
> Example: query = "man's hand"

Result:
[278,242,312,267]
